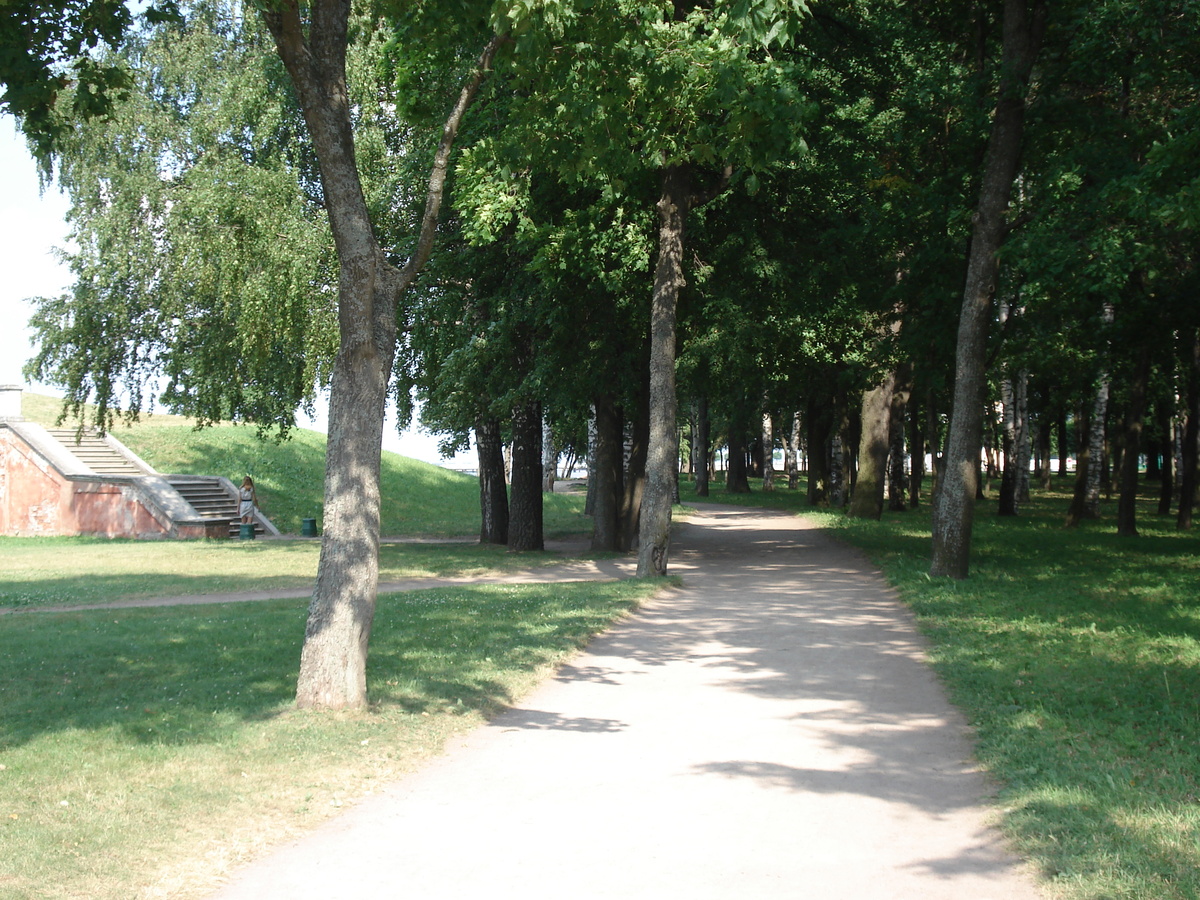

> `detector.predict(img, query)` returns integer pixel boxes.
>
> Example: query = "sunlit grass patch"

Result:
[0,578,660,899]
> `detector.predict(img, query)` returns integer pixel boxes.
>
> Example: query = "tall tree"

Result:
[930,0,1047,578]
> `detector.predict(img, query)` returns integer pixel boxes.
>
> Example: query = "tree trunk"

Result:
[695,396,710,498]
[888,368,911,512]
[1037,415,1053,490]
[761,403,775,491]
[509,400,544,552]
[1178,329,1200,530]
[1157,404,1174,516]
[726,427,752,493]
[849,371,895,519]
[1117,348,1152,537]
[908,392,924,508]
[1085,368,1111,518]
[266,7,500,709]
[476,416,509,545]
[999,353,1020,515]
[1066,403,1093,527]
[584,405,598,516]
[541,415,556,493]
[619,372,650,553]
[807,397,833,507]
[590,396,624,552]
[637,165,692,576]
[930,0,1045,578]
[1057,411,1069,477]
[787,410,801,490]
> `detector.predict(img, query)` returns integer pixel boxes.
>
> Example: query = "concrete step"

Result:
[45,430,145,476]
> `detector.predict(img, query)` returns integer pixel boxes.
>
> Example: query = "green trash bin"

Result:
[301,517,319,537]
[239,522,256,540]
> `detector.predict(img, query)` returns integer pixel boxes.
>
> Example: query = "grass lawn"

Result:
[0,579,662,899]
[685,474,1200,900]
[0,538,576,610]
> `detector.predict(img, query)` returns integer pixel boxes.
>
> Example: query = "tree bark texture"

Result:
[541,415,556,493]
[265,6,501,708]
[849,371,896,520]
[637,165,691,576]
[476,416,509,545]
[787,410,801,490]
[1066,403,1092,528]
[619,375,650,553]
[694,396,710,497]
[1117,348,1152,537]
[998,360,1029,516]
[888,368,911,512]
[1084,369,1111,518]
[761,404,775,491]
[930,0,1046,579]
[590,396,623,552]
[508,400,544,552]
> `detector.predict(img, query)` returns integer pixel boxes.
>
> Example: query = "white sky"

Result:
[0,115,472,467]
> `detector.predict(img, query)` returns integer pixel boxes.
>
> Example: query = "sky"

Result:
[0,116,473,467]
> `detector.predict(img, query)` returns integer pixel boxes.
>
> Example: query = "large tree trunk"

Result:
[1117,347,1152,537]
[849,370,896,519]
[637,164,690,576]
[694,396,710,497]
[509,400,544,552]
[266,6,500,709]
[930,0,1046,578]
[476,416,509,545]
[590,396,623,552]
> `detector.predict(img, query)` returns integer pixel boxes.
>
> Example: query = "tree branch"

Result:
[397,32,509,294]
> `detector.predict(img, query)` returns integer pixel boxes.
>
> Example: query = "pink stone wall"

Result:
[0,430,171,538]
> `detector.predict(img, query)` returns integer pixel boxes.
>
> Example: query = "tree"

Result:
[930,0,1047,579]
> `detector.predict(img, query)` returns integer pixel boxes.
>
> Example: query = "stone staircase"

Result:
[45,429,146,476]
[166,476,266,538]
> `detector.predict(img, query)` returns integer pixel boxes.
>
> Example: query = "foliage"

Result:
[23,2,338,434]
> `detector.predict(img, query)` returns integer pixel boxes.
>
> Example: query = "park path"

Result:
[209,505,1042,900]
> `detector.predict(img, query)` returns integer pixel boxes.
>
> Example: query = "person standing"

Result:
[238,476,259,525]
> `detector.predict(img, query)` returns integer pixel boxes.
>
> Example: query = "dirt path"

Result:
[208,505,1042,899]
[2,539,635,614]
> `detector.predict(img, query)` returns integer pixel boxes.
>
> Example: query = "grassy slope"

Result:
[686,476,1200,900]
[19,393,589,537]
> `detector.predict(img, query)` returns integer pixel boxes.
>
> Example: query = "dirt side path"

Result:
[208,505,1042,900]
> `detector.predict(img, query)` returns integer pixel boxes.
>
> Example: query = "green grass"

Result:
[0,538,574,610]
[20,393,590,538]
[685,473,1200,900]
[0,579,661,899]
